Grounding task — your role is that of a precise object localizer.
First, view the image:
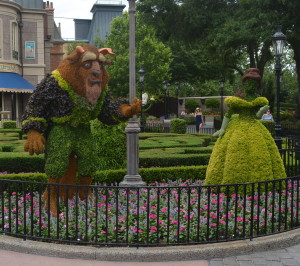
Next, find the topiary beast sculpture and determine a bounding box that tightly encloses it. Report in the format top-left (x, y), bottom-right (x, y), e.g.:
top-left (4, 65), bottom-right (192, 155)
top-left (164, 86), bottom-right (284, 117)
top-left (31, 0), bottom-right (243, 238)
top-left (22, 44), bottom-right (141, 215)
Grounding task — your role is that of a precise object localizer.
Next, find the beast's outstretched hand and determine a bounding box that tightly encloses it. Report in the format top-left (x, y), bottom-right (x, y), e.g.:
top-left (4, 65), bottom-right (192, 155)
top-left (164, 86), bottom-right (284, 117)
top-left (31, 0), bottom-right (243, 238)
top-left (24, 130), bottom-right (45, 155)
top-left (119, 98), bottom-right (142, 118)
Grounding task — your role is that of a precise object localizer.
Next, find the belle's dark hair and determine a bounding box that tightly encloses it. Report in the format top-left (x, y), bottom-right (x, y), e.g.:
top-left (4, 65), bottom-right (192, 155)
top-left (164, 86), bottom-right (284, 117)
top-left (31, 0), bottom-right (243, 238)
top-left (235, 68), bottom-right (261, 99)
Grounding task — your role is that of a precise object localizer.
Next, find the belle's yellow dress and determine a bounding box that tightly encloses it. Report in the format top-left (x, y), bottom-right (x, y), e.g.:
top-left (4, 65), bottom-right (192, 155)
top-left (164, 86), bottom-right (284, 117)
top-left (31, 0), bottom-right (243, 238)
top-left (205, 96), bottom-right (286, 185)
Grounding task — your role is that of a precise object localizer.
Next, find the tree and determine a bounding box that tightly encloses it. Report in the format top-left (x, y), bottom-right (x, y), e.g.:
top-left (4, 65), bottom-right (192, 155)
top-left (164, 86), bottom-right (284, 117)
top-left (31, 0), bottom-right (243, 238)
top-left (104, 12), bottom-right (173, 97)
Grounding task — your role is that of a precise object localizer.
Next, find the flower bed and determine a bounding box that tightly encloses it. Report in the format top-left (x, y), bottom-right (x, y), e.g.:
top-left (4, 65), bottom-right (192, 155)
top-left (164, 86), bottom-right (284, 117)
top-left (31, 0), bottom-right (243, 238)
top-left (0, 177), bottom-right (299, 246)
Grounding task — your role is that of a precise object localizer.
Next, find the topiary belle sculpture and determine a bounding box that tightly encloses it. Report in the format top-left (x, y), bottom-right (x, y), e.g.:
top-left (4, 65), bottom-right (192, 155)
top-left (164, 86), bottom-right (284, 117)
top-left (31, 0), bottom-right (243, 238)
top-left (205, 68), bottom-right (286, 186)
top-left (22, 45), bottom-right (141, 214)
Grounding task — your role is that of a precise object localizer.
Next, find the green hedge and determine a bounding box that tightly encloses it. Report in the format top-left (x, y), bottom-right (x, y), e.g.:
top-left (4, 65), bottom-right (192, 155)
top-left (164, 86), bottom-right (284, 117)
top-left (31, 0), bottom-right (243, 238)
top-left (0, 152), bottom-right (211, 173)
top-left (140, 134), bottom-right (211, 150)
top-left (170, 118), bottom-right (187, 134)
top-left (205, 98), bottom-right (220, 109)
top-left (0, 133), bottom-right (214, 173)
top-left (0, 128), bottom-right (23, 140)
top-left (0, 145), bottom-right (15, 152)
top-left (185, 99), bottom-right (199, 113)
top-left (0, 153), bottom-right (44, 173)
top-left (139, 153), bottom-right (211, 168)
top-left (2, 121), bottom-right (17, 129)
top-left (0, 166), bottom-right (207, 185)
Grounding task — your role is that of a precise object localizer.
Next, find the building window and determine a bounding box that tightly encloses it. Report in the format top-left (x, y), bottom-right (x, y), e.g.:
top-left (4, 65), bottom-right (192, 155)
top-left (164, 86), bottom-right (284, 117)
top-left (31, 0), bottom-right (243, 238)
top-left (11, 21), bottom-right (18, 60)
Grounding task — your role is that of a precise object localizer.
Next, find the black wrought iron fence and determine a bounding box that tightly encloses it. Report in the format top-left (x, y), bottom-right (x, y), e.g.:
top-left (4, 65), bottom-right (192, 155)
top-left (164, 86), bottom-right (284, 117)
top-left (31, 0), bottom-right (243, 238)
top-left (280, 148), bottom-right (300, 176)
top-left (0, 166), bottom-right (299, 246)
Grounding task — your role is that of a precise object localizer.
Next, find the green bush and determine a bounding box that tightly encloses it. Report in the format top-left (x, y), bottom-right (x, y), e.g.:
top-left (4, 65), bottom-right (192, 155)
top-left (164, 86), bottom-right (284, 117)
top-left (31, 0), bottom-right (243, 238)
top-left (3, 121), bottom-right (17, 129)
top-left (205, 98), bottom-right (220, 109)
top-left (93, 166), bottom-right (207, 184)
top-left (181, 116), bottom-right (195, 125)
top-left (260, 120), bottom-right (275, 136)
top-left (278, 112), bottom-right (294, 122)
top-left (0, 153), bottom-right (44, 173)
top-left (170, 118), bottom-right (187, 134)
top-left (185, 99), bottom-right (199, 113)
top-left (0, 166), bottom-right (207, 185)
top-left (139, 153), bottom-right (211, 168)
top-left (1, 145), bottom-right (14, 152)
top-left (140, 135), bottom-right (206, 149)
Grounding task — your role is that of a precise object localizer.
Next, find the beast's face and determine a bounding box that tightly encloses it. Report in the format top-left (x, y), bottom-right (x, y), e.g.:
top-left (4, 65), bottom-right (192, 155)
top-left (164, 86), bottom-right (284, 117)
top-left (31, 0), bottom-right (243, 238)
top-left (57, 45), bottom-right (114, 105)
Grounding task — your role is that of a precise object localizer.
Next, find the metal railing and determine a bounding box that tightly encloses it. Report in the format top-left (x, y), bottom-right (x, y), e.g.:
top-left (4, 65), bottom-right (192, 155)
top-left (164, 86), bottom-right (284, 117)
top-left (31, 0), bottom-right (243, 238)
top-left (144, 123), bottom-right (216, 134)
top-left (0, 148), bottom-right (299, 246)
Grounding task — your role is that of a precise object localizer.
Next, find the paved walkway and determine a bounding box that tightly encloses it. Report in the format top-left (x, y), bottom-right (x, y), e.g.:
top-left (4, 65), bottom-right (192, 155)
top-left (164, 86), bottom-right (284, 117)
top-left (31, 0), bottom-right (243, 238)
top-left (1, 229), bottom-right (300, 266)
top-left (2, 243), bottom-right (300, 266)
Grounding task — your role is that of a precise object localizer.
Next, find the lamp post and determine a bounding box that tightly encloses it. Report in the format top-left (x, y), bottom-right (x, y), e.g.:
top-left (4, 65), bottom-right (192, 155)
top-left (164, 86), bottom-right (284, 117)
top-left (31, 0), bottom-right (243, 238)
top-left (272, 26), bottom-right (286, 150)
top-left (138, 67), bottom-right (145, 132)
top-left (120, 0), bottom-right (145, 186)
top-left (175, 82), bottom-right (179, 117)
top-left (163, 81), bottom-right (169, 119)
top-left (219, 78), bottom-right (225, 121)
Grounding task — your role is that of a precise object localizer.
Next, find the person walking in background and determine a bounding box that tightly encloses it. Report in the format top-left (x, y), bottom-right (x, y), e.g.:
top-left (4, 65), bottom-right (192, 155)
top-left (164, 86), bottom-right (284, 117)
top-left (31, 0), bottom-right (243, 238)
top-left (261, 109), bottom-right (274, 121)
top-left (195, 107), bottom-right (203, 133)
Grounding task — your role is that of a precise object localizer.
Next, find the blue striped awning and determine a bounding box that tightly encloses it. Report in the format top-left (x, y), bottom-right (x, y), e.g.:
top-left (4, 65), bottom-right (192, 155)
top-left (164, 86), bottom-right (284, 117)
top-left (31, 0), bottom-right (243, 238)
top-left (0, 72), bottom-right (36, 93)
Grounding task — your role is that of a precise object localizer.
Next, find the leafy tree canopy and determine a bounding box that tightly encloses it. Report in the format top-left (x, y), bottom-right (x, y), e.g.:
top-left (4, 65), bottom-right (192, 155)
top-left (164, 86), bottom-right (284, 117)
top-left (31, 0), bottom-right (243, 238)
top-left (104, 12), bottom-right (173, 98)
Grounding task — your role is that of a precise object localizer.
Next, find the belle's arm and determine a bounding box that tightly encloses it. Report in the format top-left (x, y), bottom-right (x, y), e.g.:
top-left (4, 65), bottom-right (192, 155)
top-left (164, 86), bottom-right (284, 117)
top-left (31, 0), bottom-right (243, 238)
top-left (256, 105), bottom-right (270, 119)
top-left (213, 109), bottom-right (233, 137)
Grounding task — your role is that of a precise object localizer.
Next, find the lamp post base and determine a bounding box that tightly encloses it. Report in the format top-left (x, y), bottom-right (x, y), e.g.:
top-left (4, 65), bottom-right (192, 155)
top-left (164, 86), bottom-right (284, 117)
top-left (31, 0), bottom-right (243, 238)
top-left (120, 118), bottom-right (145, 186)
top-left (120, 175), bottom-right (145, 186)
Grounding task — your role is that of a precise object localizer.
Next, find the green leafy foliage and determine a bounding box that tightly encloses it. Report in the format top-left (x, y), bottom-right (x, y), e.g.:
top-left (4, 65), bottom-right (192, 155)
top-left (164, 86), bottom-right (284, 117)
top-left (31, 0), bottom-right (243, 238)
top-left (170, 118), bottom-right (187, 134)
top-left (260, 120), bottom-right (275, 136)
top-left (0, 153), bottom-right (44, 173)
top-left (185, 100), bottom-right (199, 113)
top-left (139, 133), bottom-right (213, 167)
top-left (3, 121), bottom-right (17, 129)
top-left (0, 166), bottom-right (207, 185)
top-left (93, 166), bottom-right (207, 184)
top-left (205, 98), bottom-right (220, 109)
top-left (104, 12), bottom-right (173, 97)
top-left (1, 145), bottom-right (14, 152)
top-left (90, 120), bottom-right (126, 170)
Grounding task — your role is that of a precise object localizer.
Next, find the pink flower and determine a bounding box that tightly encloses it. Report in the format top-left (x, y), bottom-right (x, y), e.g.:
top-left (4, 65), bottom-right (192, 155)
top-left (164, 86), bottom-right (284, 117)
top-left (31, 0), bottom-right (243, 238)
top-left (171, 220), bottom-right (178, 224)
top-left (150, 226), bottom-right (157, 232)
top-left (161, 207), bottom-right (167, 213)
top-left (211, 223), bottom-right (217, 227)
top-left (149, 214), bottom-right (157, 219)
top-left (237, 217), bottom-right (243, 222)
top-left (220, 220), bottom-right (226, 224)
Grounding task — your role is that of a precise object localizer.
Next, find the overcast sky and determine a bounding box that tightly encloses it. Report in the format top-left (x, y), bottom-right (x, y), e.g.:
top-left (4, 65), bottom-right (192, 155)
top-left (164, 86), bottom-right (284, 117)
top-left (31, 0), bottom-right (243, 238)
top-left (51, 0), bottom-right (128, 40)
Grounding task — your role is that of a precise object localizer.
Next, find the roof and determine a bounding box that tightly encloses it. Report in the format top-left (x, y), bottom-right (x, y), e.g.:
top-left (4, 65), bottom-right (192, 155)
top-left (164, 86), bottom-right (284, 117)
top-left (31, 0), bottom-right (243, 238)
top-left (7, 0), bottom-right (44, 9)
top-left (0, 72), bottom-right (36, 93)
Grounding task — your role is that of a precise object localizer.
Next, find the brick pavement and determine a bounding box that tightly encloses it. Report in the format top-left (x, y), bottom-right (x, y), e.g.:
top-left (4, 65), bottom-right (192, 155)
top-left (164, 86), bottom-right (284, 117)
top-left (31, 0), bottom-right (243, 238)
top-left (209, 244), bottom-right (300, 266)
